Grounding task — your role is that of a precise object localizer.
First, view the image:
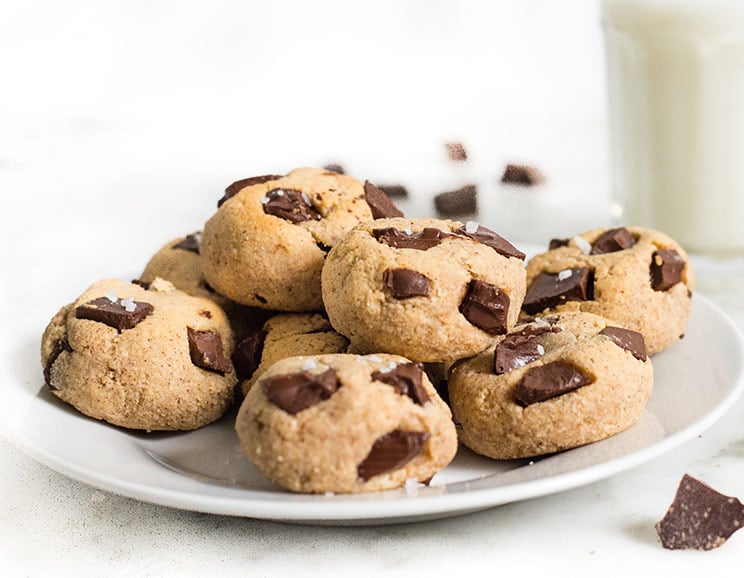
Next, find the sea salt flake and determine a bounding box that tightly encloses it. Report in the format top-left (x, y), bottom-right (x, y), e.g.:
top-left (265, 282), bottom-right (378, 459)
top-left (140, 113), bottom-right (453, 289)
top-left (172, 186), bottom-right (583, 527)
top-left (558, 269), bottom-right (573, 281)
top-left (537, 344), bottom-right (545, 355)
top-left (120, 297), bottom-right (137, 312)
top-left (367, 355), bottom-right (383, 363)
top-left (405, 477), bottom-right (420, 496)
top-left (105, 291), bottom-right (118, 303)
top-left (465, 220), bottom-right (479, 234)
top-left (260, 196), bottom-right (270, 205)
top-left (403, 227), bottom-right (413, 235)
top-left (573, 235), bottom-right (591, 255)
top-left (301, 191), bottom-right (313, 206)
top-left (301, 359), bottom-right (318, 371)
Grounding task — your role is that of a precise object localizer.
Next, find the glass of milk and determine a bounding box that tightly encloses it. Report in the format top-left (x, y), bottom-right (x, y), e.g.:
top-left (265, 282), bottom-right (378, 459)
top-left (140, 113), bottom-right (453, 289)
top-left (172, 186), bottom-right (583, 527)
top-left (601, 0), bottom-right (744, 257)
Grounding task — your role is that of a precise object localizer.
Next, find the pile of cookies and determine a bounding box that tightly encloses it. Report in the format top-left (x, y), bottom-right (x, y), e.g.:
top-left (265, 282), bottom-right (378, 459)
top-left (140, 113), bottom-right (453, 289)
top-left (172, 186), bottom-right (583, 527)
top-left (40, 166), bottom-right (694, 493)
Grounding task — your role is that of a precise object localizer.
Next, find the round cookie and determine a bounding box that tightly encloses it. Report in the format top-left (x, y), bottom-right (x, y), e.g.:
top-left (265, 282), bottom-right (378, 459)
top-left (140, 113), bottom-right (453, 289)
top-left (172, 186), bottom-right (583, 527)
top-left (448, 311), bottom-right (653, 459)
top-left (234, 312), bottom-right (350, 396)
top-left (523, 226), bottom-right (693, 355)
top-left (321, 217), bottom-right (527, 363)
top-left (201, 168), bottom-right (402, 311)
top-left (41, 278), bottom-right (237, 431)
top-left (236, 353), bottom-right (458, 493)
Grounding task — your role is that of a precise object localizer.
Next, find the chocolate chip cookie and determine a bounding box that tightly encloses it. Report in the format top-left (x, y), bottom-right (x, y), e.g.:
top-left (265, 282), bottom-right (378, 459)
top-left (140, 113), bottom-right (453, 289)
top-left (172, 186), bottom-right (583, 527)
top-left (201, 168), bottom-right (403, 311)
top-left (448, 311), bottom-right (653, 459)
top-left (235, 353), bottom-right (457, 493)
top-left (321, 217), bottom-right (527, 362)
top-left (523, 226), bottom-right (693, 355)
top-left (41, 278), bottom-right (236, 431)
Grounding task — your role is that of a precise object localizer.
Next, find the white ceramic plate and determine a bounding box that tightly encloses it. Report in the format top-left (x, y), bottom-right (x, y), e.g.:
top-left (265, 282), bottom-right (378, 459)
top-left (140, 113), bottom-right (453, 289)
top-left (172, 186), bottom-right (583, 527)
top-left (1, 295), bottom-right (743, 525)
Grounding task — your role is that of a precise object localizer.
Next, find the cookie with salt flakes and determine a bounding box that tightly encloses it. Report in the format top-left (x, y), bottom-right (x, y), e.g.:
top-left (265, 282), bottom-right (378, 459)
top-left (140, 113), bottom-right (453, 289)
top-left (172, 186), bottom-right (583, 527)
top-left (41, 278), bottom-right (236, 431)
top-left (235, 353), bottom-right (457, 494)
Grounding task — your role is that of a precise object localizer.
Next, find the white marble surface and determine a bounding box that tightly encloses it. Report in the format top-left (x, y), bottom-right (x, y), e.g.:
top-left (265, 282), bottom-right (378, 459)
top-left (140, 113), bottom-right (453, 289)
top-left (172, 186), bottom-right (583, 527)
top-left (3, 1), bottom-right (744, 575)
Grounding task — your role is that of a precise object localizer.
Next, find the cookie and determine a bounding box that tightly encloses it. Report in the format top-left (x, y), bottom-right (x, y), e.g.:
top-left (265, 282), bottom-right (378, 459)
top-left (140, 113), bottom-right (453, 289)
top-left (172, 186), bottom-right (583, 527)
top-left (201, 167), bottom-right (403, 311)
top-left (41, 278), bottom-right (237, 431)
top-left (234, 312), bottom-right (350, 396)
top-left (321, 217), bottom-right (527, 362)
top-left (523, 226), bottom-right (693, 355)
top-left (235, 353), bottom-right (458, 493)
top-left (448, 311), bottom-right (653, 459)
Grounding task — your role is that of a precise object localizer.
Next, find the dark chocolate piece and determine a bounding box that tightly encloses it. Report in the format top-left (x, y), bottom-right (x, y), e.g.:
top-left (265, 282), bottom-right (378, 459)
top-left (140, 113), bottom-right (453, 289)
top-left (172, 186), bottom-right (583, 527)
top-left (382, 268), bottom-right (430, 299)
top-left (219, 174), bottom-right (283, 207)
top-left (323, 163), bottom-right (345, 174)
top-left (522, 268), bottom-right (594, 315)
top-left (445, 141), bottom-right (468, 162)
top-left (172, 232), bottom-right (201, 253)
top-left (599, 326), bottom-right (647, 361)
top-left (501, 163), bottom-right (545, 186)
top-left (434, 184), bottom-right (477, 216)
top-left (44, 338), bottom-right (71, 388)
top-left (514, 361), bottom-right (593, 405)
top-left (656, 474), bottom-right (744, 551)
top-left (373, 227), bottom-right (454, 251)
top-left (650, 249), bottom-right (685, 291)
top-left (263, 188), bottom-right (321, 223)
top-left (231, 330), bottom-right (267, 382)
top-left (75, 297), bottom-right (154, 331)
top-left (549, 238), bottom-right (570, 250)
top-left (590, 227), bottom-right (637, 255)
top-left (494, 333), bottom-right (544, 375)
top-left (454, 224), bottom-right (526, 260)
top-left (372, 362), bottom-right (430, 405)
top-left (357, 429), bottom-right (430, 481)
top-left (363, 180), bottom-right (404, 219)
top-left (187, 328), bottom-right (231, 374)
top-left (261, 368), bottom-right (339, 414)
top-left (379, 184), bottom-right (408, 198)
top-left (459, 279), bottom-right (510, 335)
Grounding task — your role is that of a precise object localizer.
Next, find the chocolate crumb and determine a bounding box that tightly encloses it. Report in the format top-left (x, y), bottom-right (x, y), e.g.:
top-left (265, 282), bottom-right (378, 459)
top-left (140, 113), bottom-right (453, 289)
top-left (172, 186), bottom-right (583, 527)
top-left (459, 279), bottom-right (510, 335)
top-left (187, 328), bottom-right (231, 374)
top-left (263, 188), bottom-right (322, 223)
top-left (445, 142), bottom-right (468, 162)
top-left (514, 361), bottom-right (593, 405)
top-left (172, 232), bottom-right (202, 254)
top-left (232, 330), bottom-right (267, 382)
top-left (590, 227), bottom-right (637, 255)
top-left (599, 326), bottom-right (647, 361)
top-left (323, 163), bottom-right (345, 174)
top-left (261, 368), bottom-right (339, 414)
top-left (372, 362), bottom-right (430, 405)
top-left (378, 184), bottom-right (408, 198)
top-left (357, 429), bottom-right (430, 481)
top-left (650, 249), bottom-right (685, 291)
top-left (382, 268), bottom-right (430, 299)
top-left (219, 174), bottom-right (283, 207)
top-left (434, 184), bottom-right (477, 216)
top-left (75, 297), bottom-right (154, 331)
top-left (501, 164), bottom-right (545, 186)
top-left (522, 268), bottom-right (594, 315)
top-left (363, 180), bottom-right (404, 219)
top-left (454, 223), bottom-right (525, 260)
top-left (549, 238), bottom-right (570, 250)
top-left (373, 227), bottom-right (454, 251)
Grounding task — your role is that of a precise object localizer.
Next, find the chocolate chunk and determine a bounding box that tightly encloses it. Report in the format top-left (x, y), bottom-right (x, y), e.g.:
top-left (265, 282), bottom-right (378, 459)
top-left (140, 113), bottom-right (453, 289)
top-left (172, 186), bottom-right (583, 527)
top-left (44, 338), bottom-right (71, 388)
top-left (454, 224), bottom-right (526, 260)
top-left (372, 362), bottom-right (430, 405)
top-left (323, 163), bottom-right (345, 174)
top-left (459, 279), bottom-right (510, 335)
top-left (590, 227), bottom-right (637, 255)
top-left (494, 333), bottom-right (545, 375)
top-left (357, 429), bottom-right (430, 481)
top-left (522, 268), bottom-right (594, 315)
top-left (363, 180), bottom-right (404, 219)
top-left (75, 297), bottom-right (154, 331)
top-left (219, 174), bottom-right (283, 207)
top-left (231, 330), bottom-right (267, 381)
top-left (549, 238), bottom-right (570, 250)
top-left (382, 268), bottom-right (430, 299)
top-left (261, 368), bottom-right (339, 414)
top-left (514, 361), bottom-right (593, 405)
top-left (501, 163), bottom-right (545, 186)
top-left (187, 328), bottom-right (231, 374)
top-left (263, 188), bottom-right (321, 223)
top-left (373, 227), bottom-right (454, 250)
top-left (445, 141), bottom-right (468, 162)
top-left (434, 184), bottom-right (477, 216)
top-left (656, 474), bottom-right (744, 551)
top-left (599, 326), bottom-right (647, 361)
top-left (378, 184), bottom-right (408, 198)
top-left (650, 249), bottom-right (685, 291)
top-left (172, 232), bottom-right (201, 253)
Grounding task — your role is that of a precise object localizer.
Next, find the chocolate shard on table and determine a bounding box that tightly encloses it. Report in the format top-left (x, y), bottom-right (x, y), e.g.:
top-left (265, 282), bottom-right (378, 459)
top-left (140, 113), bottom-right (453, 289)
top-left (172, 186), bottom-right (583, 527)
top-left (372, 362), bottom-right (430, 405)
top-left (373, 227), bottom-right (454, 251)
top-left (219, 174), bottom-right (283, 207)
top-left (599, 326), bottom-right (647, 361)
top-left (459, 279), bottom-right (510, 335)
top-left (262, 188), bottom-right (322, 223)
top-left (323, 163), bottom-right (345, 174)
top-left (75, 297), bottom-right (154, 331)
top-left (363, 180), bottom-right (405, 219)
top-left (378, 184), bottom-right (408, 198)
top-left (187, 328), bottom-right (232, 374)
top-left (172, 232), bottom-right (202, 253)
top-left (382, 268), bottom-right (430, 299)
top-left (445, 141), bottom-right (468, 162)
top-left (494, 332), bottom-right (545, 375)
top-left (434, 184), bottom-right (477, 216)
top-left (650, 249), bottom-right (685, 291)
top-left (548, 238), bottom-right (570, 250)
top-left (357, 429), bottom-right (430, 481)
top-left (454, 223), bottom-right (526, 260)
top-left (522, 268), bottom-right (594, 315)
top-left (261, 368), bottom-right (339, 414)
top-left (656, 474), bottom-right (744, 551)
top-left (514, 361), bottom-right (593, 405)
top-left (231, 329), bottom-right (268, 382)
top-left (500, 163), bottom-right (545, 186)
top-left (590, 227), bottom-right (637, 255)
